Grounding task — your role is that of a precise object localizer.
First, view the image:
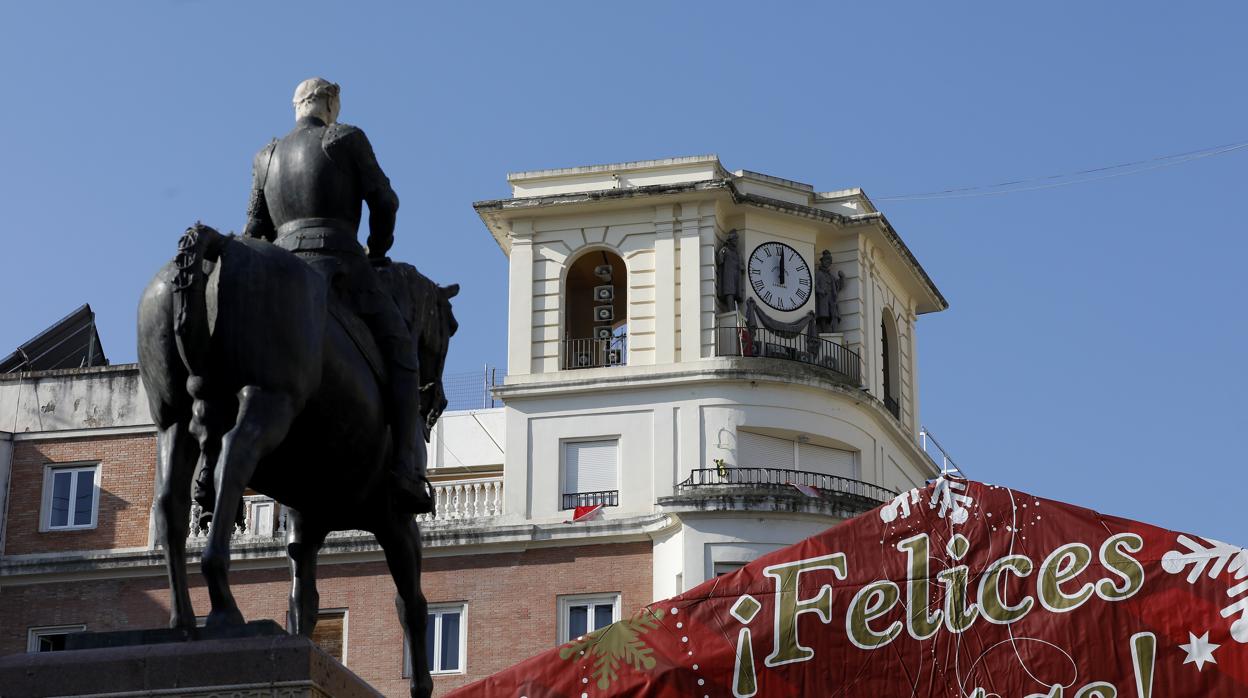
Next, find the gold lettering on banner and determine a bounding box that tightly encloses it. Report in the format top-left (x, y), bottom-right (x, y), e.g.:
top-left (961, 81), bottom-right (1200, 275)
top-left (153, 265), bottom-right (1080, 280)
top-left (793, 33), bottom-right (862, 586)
top-left (1074, 682), bottom-right (1117, 698)
top-left (1039, 543), bottom-right (1095, 613)
top-left (1131, 632), bottom-right (1155, 698)
top-left (846, 580), bottom-right (903, 649)
top-left (1097, 533), bottom-right (1145, 601)
top-left (897, 534), bottom-right (944, 639)
top-left (762, 553), bottom-right (847, 667)
top-left (978, 554), bottom-right (1035, 624)
top-left (937, 534), bottom-right (979, 633)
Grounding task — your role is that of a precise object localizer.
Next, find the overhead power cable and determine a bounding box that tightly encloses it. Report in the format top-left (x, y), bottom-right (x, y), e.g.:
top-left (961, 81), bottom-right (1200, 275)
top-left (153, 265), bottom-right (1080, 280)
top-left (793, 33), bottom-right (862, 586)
top-left (876, 139), bottom-right (1248, 201)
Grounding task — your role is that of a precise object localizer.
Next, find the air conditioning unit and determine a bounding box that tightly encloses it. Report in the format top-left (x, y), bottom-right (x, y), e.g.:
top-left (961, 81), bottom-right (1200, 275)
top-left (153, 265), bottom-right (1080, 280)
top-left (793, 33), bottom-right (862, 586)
top-left (575, 352), bottom-right (593, 367)
top-left (605, 349), bottom-right (622, 366)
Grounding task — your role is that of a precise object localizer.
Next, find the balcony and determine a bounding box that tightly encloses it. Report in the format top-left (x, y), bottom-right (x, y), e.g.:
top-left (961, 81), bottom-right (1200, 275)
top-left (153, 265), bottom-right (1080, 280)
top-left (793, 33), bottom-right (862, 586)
top-left (714, 325), bottom-right (861, 385)
top-left (884, 394), bottom-right (900, 420)
top-left (421, 477), bottom-right (503, 522)
top-left (186, 478), bottom-right (504, 542)
top-left (668, 467), bottom-right (895, 517)
top-left (561, 335), bottom-right (627, 370)
top-left (561, 490), bottom-right (620, 510)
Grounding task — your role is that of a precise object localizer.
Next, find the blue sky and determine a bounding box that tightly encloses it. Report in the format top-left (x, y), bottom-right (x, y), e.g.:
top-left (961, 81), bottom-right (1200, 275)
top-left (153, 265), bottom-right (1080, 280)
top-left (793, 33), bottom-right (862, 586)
top-left (2, 3), bottom-right (1244, 542)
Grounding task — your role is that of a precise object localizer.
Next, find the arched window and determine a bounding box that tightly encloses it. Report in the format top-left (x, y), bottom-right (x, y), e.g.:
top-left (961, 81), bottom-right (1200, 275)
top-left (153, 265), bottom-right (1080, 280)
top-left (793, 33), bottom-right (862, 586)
top-left (563, 249), bottom-right (627, 369)
top-left (880, 308), bottom-right (900, 419)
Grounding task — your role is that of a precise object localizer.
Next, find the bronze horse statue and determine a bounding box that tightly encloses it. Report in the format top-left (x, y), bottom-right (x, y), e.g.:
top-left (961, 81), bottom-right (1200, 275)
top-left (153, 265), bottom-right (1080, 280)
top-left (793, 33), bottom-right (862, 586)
top-left (138, 223), bottom-right (457, 698)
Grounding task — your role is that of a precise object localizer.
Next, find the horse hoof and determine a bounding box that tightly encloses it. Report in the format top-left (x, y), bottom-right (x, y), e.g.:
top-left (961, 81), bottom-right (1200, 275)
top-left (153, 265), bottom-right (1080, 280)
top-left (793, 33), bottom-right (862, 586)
top-left (168, 616), bottom-right (196, 633)
top-left (205, 609), bottom-right (244, 627)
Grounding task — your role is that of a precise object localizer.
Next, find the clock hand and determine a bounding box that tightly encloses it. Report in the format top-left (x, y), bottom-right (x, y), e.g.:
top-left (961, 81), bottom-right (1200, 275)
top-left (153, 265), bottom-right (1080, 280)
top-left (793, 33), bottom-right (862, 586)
top-left (779, 249), bottom-right (786, 286)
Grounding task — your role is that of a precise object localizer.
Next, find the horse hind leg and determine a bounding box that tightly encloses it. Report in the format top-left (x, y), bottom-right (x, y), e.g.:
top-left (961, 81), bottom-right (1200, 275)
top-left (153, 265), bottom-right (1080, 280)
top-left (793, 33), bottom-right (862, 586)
top-left (153, 419), bottom-right (199, 630)
top-left (188, 392), bottom-right (237, 529)
top-left (376, 515), bottom-right (433, 698)
top-left (201, 386), bottom-right (297, 627)
top-left (285, 509), bottom-right (328, 636)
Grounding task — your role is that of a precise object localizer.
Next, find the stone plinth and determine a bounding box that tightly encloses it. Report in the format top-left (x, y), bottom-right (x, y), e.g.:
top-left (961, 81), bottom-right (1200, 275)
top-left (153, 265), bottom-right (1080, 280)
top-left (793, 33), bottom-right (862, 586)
top-left (0, 623), bottom-right (383, 698)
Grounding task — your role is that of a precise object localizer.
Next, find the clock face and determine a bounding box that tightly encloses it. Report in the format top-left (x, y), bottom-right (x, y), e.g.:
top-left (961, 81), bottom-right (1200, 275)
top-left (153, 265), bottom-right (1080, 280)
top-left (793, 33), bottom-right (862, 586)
top-left (747, 241), bottom-right (811, 312)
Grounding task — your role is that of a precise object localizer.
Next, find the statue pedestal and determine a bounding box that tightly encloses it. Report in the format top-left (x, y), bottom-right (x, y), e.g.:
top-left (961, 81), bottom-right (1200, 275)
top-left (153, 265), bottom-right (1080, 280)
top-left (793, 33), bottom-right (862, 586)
top-left (819, 332), bottom-right (844, 346)
top-left (0, 621), bottom-right (383, 697)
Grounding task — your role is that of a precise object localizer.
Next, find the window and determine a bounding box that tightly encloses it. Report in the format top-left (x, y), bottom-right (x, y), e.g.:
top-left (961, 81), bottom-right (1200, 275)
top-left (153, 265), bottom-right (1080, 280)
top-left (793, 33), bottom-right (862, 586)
top-left (738, 432), bottom-right (795, 470)
top-left (311, 610), bottom-right (347, 664)
top-left (714, 562), bottom-right (747, 576)
top-left (797, 442), bottom-right (857, 479)
top-left (246, 496), bottom-right (277, 537)
top-left (880, 308), bottom-right (900, 419)
top-left (405, 604), bottom-right (466, 676)
top-left (558, 593), bottom-right (620, 644)
top-left (42, 464), bottom-right (99, 530)
top-left (562, 439), bottom-right (619, 509)
top-left (738, 431), bottom-right (857, 478)
top-left (27, 625), bottom-right (85, 652)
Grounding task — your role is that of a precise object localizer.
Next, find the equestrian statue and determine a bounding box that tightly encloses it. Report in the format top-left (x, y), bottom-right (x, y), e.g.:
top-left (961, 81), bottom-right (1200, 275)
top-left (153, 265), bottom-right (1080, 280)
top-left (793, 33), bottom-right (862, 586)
top-left (137, 78), bottom-right (456, 698)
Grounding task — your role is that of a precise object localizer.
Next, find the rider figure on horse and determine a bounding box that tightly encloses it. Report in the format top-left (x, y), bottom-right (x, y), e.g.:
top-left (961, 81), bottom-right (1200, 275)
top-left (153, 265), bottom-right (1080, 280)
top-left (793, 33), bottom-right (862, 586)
top-left (242, 77), bottom-right (430, 514)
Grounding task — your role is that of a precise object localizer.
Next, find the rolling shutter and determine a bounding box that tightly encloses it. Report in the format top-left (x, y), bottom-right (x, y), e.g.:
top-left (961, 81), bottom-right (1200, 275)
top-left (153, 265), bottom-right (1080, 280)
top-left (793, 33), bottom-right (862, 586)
top-left (798, 443), bottom-right (857, 478)
top-left (564, 440), bottom-right (618, 493)
top-left (737, 432), bottom-right (795, 470)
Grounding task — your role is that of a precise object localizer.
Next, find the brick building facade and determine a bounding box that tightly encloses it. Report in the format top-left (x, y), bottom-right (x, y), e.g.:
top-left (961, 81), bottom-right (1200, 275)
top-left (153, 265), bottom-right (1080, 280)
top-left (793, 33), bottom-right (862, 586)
top-left (0, 374), bottom-right (656, 694)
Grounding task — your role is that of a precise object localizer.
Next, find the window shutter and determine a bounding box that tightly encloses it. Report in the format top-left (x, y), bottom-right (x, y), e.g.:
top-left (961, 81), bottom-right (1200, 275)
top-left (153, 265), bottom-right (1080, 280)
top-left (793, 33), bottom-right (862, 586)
top-left (738, 432), bottom-right (795, 470)
top-left (798, 443), bottom-right (857, 478)
top-left (564, 440), bottom-right (618, 493)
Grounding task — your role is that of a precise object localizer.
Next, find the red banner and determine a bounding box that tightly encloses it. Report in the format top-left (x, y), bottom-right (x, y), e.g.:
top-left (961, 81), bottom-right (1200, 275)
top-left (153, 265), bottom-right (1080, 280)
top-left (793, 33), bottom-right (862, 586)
top-left (450, 478), bottom-right (1248, 697)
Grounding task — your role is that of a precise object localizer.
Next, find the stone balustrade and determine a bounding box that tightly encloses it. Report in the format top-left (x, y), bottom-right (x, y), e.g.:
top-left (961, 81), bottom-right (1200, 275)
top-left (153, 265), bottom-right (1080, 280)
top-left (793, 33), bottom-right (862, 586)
top-left (418, 478), bottom-right (503, 523)
top-left (186, 478), bottom-right (504, 542)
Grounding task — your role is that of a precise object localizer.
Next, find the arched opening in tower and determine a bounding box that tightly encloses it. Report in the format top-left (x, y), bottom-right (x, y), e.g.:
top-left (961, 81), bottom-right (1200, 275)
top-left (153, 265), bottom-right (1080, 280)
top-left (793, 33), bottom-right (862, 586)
top-left (564, 249), bottom-right (627, 369)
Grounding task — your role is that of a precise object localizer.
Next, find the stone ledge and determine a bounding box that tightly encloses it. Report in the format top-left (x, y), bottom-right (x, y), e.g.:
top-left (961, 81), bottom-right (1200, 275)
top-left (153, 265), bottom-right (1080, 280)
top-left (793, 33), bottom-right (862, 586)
top-left (0, 513), bottom-right (674, 584)
top-left (0, 631), bottom-right (382, 697)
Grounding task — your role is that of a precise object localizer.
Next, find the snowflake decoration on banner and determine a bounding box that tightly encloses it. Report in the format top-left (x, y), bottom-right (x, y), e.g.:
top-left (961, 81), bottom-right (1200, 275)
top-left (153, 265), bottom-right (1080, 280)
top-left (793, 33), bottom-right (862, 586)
top-left (558, 608), bottom-right (666, 690)
top-left (1178, 631), bottom-right (1220, 671)
top-left (1161, 534), bottom-right (1248, 643)
top-left (880, 477), bottom-right (972, 526)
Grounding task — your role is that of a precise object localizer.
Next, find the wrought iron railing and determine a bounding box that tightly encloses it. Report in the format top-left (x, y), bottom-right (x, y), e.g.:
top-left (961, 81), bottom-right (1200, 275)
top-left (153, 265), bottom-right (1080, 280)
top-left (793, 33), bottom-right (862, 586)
top-left (561, 490), bottom-right (620, 510)
top-left (561, 335), bottom-right (627, 370)
top-left (884, 394), bottom-right (900, 419)
top-left (714, 325), bottom-right (861, 385)
top-left (677, 467), bottom-right (896, 506)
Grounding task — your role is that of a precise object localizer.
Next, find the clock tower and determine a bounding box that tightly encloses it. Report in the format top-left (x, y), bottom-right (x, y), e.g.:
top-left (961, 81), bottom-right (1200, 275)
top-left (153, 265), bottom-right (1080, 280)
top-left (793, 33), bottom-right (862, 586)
top-left (475, 155), bottom-right (948, 597)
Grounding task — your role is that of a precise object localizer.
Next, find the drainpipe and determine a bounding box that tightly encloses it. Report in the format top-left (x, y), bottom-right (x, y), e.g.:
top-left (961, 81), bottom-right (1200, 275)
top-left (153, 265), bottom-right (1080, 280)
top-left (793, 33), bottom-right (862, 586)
top-left (0, 431), bottom-right (12, 558)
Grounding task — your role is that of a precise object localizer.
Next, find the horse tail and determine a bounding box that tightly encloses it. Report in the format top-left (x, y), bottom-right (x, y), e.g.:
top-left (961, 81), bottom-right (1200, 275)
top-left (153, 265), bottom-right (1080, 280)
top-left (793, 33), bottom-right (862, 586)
top-left (171, 223), bottom-right (228, 379)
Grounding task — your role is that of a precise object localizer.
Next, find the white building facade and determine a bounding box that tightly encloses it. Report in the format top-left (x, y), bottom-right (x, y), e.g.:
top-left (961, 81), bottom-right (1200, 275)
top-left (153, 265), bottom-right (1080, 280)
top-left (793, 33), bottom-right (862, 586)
top-left (475, 154), bottom-right (948, 599)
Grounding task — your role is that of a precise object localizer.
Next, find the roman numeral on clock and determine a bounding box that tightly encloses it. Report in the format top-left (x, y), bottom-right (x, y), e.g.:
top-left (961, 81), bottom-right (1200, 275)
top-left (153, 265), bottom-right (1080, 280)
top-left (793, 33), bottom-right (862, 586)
top-left (752, 279), bottom-right (765, 292)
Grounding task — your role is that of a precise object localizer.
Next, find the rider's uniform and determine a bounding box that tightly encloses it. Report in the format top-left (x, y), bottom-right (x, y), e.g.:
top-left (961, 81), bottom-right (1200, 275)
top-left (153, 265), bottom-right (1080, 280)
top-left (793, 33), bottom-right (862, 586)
top-left (242, 115), bottom-right (428, 512)
top-left (242, 115), bottom-right (413, 369)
